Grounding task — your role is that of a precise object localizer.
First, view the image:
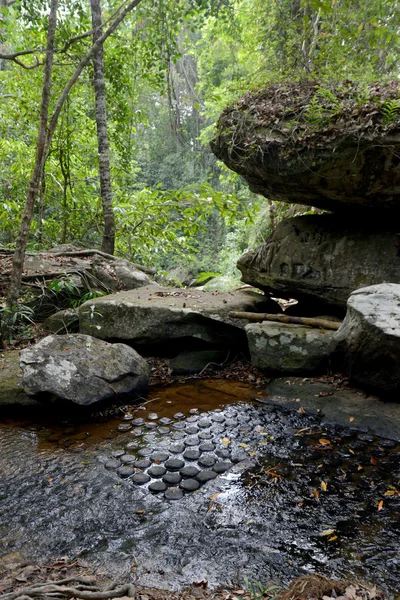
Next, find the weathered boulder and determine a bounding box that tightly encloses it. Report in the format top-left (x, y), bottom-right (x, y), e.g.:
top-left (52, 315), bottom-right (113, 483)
top-left (79, 285), bottom-right (279, 351)
top-left (211, 81), bottom-right (400, 216)
top-left (0, 351), bottom-right (41, 408)
top-left (238, 214), bottom-right (400, 311)
top-left (168, 349), bottom-right (228, 374)
top-left (246, 322), bottom-right (335, 374)
top-left (20, 334), bottom-right (149, 406)
top-left (90, 256), bottom-right (154, 291)
top-left (40, 308), bottom-right (79, 333)
top-left (333, 284), bottom-right (400, 397)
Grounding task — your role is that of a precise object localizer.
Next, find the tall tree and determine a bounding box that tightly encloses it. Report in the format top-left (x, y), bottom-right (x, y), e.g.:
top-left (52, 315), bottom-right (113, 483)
top-left (91, 0), bottom-right (115, 255)
top-left (5, 0), bottom-right (144, 307)
top-left (6, 0), bottom-right (59, 309)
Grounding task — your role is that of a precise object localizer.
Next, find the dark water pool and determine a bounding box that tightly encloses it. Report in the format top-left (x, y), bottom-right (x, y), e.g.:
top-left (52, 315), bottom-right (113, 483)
top-left (0, 380), bottom-right (399, 595)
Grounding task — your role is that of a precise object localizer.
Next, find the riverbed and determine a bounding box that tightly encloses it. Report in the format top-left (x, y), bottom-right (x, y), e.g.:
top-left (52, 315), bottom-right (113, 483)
top-left (0, 380), bottom-right (398, 595)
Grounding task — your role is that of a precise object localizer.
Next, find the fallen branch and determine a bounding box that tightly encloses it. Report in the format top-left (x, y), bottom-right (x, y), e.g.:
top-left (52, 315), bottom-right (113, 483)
top-left (229, 311), bottom-right (341, 330)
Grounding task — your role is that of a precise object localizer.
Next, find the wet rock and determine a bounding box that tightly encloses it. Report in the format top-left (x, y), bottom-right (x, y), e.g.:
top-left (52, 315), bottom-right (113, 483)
top-left (163, 472), bottom-right (182, 485)
top-left (123, 414), bottom-right (133, 421)
top-left (165, 458), bottom-right (185, 471)
top-left (238, 215), bottom-right (400, 311)
top-left (212, 414), bottom-right (225, 423)
top-left (105, 459), bottom-right (121, 470)
top-left (144, 422), bottom-right (157, 430)
top-left (118, 423), bottom-right (132, 432)
top-left (216, 449), bottom-right (231, 459)
top-left (130, 428), bottom-right (143, 437)
top-left (171, 432), bottom-right (186, 441)
top-left (170, 444), bottom-right (185, 454)
top-left (213, 461), bottom-right (233, 473)
top-left (183, 449), bottom-right (201, 460)
top-left (117, 466), bottom-right (135, 478)
top-left (148, 413), bottom-right (158, 420)
top-left (164, 487), bottom-right (183, 500)
top-left (185, 426), bottom-right (199, 435)
top-left (121, 454), bottom-right (136, 464)
top-left (198, 455), bottom-right (216, 468)
top-left (112, 450), bottom-right (125, 458)
top-left (198, 431), bottom-right (212, 439)
top-left (180, 466), bottom-right (200, 478)
top-left (133, 459), bottom-right (151, 469)
top-left (172, 422), bottom-right (185, 430)
top-left (148, 466), bottom-right (167, 478)
top-left (199, 442), bottom-right (216, 452)
top-left (334, 284), bottom-right (400, 396)
top-left (159, 417), bottom-right (172, 425)
top-left (180, 478), bottom-right (200, 492)
top-left (20, 334), bottom-right (149, 406)
top-left (132, 418), bottom-right (145, 426)
top-left (196, 470), bottom-right (218, 483)
top-left (158, 427), bottom-right (171, 435)
top-left (138, 448), bottom-right (152, 457)
top-left (184, 436), bottom-right (199, 446)
top-left (358, 434), bottom-right (375, 443)
top-left (149, 480), bottom-right (167, 493)
top-left (174, 412), bottom-right (186, 420)
top-left (79, 285), bottom-right (278, 350)
top-left (379, 440), bottom-right (395, 448)
top-left (246, 322), bottom-right (336, 374)
top-left (132, 472), bottom-right (151, 485)
top-left (151, 452), bottom-right (169, 462)
top-left (198, 419), bottom-right (212, 428)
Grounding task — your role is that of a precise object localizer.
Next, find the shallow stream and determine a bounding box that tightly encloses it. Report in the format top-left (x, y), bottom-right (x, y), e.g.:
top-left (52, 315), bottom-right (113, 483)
top-left (0, 380), bottom-right (399, 595)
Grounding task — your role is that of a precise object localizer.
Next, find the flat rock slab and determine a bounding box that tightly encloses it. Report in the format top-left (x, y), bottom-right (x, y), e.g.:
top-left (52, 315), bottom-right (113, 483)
top-left (79, 285), bottom-right (277, 348)
top-left (0, 351), bottom-right (41, 409)
top-left (262, 377), bottom-right (400, 441)
top-left (246, 321), bottom-right (336, 374)
top-left (238, 214), bottom-right (400, 310)
top-left (334, 284), bottom-right (400, 396)
top-left (20, 334), bottom-right (149, 406)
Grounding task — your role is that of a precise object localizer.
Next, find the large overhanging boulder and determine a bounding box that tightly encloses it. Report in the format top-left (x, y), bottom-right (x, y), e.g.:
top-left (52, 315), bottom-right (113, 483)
top-left (237, 214), bottom-right (400, 311)
top-left (333, 284), bottom-right (400, 397)
top-left (211, 81), bottom-right (400, 215)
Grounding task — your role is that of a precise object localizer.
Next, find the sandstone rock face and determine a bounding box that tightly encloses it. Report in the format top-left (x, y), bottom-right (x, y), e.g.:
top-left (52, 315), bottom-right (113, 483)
top-left (238, 214), bottom-right (400, 310)
top-left (333, 284), bottom-right (400, 397)
top-left (20, 334), bottom-right (149, 405)
top-left (246, 322), bottom-right (335, 374)
top-left (79, 285), bottom-right (278, 350)
top-left (210, 83), bottom-right (400, 216)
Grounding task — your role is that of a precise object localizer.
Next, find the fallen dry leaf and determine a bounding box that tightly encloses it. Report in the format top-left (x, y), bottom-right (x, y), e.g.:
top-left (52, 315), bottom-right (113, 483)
top-left (378, 500), bottom-right (384, 511)
top-left (321, 480), bottom-right (328, 492)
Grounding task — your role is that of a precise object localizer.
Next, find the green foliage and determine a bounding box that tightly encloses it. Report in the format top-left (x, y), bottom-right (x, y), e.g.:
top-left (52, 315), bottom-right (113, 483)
top-left (0, 303), bottom-right (35, 343)
top-left (381, 98), bottom-right (400, 124)
top-left (195, 271), bottom-right (221, 283)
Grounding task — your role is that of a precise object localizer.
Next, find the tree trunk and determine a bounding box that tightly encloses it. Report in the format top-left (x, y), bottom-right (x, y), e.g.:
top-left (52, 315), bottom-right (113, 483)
top-left (6, 0), bottom-right (144, 307)
top-left (6, 0), bottom-right (58, 308)
top-left (91, 0), bottom-right (115, 255)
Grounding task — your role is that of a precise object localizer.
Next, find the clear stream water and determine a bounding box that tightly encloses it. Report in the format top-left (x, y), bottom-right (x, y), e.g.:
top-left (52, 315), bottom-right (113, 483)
top-left (0, 380), bottom-right (399, 595)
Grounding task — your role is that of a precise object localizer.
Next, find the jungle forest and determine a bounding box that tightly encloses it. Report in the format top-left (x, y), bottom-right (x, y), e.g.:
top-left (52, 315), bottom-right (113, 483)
top-left (0, 1), bottom-right (399, 600)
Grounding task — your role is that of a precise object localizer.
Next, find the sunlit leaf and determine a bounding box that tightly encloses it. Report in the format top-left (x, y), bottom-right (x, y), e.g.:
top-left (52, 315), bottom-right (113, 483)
top-left (319, 528), bottom-right (335, 537)
top-left (321, 480), bottom-right (328, 491)
top-left (378, 500), bottom-right (384, 511)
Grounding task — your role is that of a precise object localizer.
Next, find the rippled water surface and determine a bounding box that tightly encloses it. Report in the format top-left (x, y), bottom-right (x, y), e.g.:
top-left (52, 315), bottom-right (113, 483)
top-left (0, 380), bottom-right (399, 595)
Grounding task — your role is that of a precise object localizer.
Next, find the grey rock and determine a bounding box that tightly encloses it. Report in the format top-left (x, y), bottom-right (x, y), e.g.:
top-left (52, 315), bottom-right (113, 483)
top-left (132, 472), bottom-right (150, 485)
top-left (238, 215), bottom-right (400, 310)
top-left (41, 309), bottom-right (79, 334)
top-left (334, 284), bottom-right (400, 397)
top-left (198, 454), bottom-right (216, 468)
top-left (163, 472), bottom-right (182, 485)
top-left (183, 449), bottom-right (201, 460)
top-left (105, 459), bottom-right (121, 470)
top-left (117, 466), bottom-right (135, 478)
top-left (165, 458), bottom-right (184, 471)
top-left (148, 466), bottom-right (166, 478)
top-left (149, 480), bottom-right (167, 493)
top-left (169, 350), bottom-right (228, 375)
top-left (196, 470), bottom-right (218, 483)
top-left (0, 351), bottom-right (41, 408)
top-left (151, 452), bottom-right (169, 462)
top-left (134, 459), bottom-right (151, 469)
top-left (20, 334), bottom-right (149, 406)
top-left (79, 285), bottom-right (278, 349)
top-left (164, 487), bottom-right (183, 500)
top-left (180, 478), bottom-right (200, 492)
top-left (246, 321), bottom-right (336, 374)
top-left (180, 466), bottom-right (200, 478)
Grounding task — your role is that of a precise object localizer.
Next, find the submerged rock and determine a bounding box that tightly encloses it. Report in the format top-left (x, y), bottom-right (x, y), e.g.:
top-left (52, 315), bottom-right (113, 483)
top-left (238, 214), bottom-right (400, 310)
top-left (20, 334), bottom-right (149, 406)
top-left (334, 284), bottom-right (400, 397)
top-left (211, 81), bottom-right (400, 216)
top-left (246, 322), bottom-right (336, 374)
top-left (79, 285), bottom-right (278, 351)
